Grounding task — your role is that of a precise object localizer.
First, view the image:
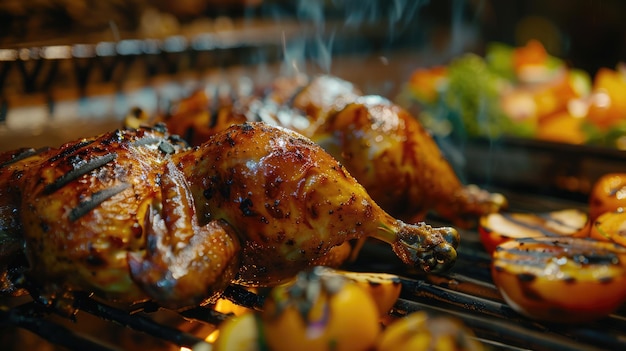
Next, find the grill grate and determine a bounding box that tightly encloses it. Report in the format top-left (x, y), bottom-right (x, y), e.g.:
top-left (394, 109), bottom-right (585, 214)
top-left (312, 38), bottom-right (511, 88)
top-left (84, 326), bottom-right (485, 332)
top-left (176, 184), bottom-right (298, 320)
top-left (0, 284), bottom-right (269, 350)
top-left (2, 189), bottom-right (626, 351)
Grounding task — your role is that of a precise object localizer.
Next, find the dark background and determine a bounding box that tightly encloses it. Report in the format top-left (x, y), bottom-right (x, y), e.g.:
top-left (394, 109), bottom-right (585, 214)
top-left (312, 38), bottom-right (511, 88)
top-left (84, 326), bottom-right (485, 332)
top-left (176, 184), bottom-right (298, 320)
top-left (2, 0), bottom-right (625, 76)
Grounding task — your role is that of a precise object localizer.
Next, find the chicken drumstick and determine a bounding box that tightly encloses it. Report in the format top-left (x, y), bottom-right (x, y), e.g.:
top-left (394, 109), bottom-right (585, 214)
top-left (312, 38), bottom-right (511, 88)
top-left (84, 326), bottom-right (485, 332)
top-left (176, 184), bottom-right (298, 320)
top-left (161, 75), bottom-right (506, 227)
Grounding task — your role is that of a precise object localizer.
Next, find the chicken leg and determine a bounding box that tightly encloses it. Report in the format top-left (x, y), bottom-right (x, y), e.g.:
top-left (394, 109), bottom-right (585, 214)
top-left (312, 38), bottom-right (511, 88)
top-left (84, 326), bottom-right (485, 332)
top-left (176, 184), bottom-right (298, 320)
top-left (161, 75), bottom-right (506, 227)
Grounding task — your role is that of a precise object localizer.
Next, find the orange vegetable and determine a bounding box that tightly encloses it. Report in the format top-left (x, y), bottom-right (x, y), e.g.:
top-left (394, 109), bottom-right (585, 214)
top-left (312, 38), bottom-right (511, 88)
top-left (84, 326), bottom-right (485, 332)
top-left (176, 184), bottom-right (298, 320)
top-left (408, 66), bottom-right (447, 103)
top-left (317, 268), bottom-right (402, 317)
top-left (513, 40), bottom-right (548, 68)
top-left (536, 110), bottom-right (586, 144)
top-left (534, 73), bottom-right (583, 119)
top-left (492, 237), bottom-right (626, 323)
top-left (512, 39), bottom-right (550, 80)
top-left (261, 267), bottom-right (380, 351)
top-left (586, 68), bottom-right (626, 129)
top-left (589, 173), bottom-right (626, 221)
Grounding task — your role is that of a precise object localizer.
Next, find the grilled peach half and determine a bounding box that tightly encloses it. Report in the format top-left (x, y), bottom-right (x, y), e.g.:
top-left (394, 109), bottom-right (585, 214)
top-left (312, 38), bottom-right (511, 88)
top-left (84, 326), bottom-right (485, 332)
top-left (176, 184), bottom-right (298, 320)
top-left (492, 237), bottom-right (626, 323)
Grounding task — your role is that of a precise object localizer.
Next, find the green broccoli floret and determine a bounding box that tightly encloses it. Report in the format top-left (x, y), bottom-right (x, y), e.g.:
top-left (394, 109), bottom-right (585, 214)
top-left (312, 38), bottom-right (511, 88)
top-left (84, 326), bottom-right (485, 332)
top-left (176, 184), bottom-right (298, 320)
top-left (444, 53), bottom-right (526, 138)
top-left (485, 42), bottom-right (516, 81)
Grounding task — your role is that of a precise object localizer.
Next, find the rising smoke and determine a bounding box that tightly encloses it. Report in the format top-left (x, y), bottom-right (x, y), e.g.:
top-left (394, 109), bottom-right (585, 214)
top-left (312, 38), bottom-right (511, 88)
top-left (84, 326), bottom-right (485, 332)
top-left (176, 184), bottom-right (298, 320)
top-left (257, 0), bottom-right (483, 80)
top-left (262, 0), bottom-right (433, 75)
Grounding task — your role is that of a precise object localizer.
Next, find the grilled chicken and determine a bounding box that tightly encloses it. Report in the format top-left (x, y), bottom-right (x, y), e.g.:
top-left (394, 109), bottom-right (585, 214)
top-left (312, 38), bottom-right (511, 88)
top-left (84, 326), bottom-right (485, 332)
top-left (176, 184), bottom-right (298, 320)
top-left (0, 122), bottom-right (458, 309)
top-left (160, 75), bottom-right (506, 227)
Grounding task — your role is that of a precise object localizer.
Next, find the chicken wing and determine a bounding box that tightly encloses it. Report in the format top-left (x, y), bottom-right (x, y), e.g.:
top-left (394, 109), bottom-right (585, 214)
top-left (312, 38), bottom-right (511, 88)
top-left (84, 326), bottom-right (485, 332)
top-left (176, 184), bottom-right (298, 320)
top-left (0, 122), bottom-right (458, 309)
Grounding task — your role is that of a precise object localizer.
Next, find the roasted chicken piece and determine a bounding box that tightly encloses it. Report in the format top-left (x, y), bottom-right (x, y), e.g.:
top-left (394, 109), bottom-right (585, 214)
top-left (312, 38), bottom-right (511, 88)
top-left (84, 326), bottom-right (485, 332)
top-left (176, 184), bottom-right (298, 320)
top-left (160, 75), bottom-right (506, 227)
top-left (0, 122), bottom-right (458, 309)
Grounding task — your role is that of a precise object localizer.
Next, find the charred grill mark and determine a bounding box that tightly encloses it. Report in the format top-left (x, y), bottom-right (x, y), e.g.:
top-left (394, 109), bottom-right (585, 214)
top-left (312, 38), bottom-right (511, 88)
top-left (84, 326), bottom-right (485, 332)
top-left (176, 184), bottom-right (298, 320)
top-left (68, 182), bottom-right (130, 221)
top-left (517, 273), bottom-right (536, 282)
top-left (132, 137), bottom-right (162, 147)
top-left (241, 123), bottom-right (254, 132)
top-left (152, 123), bottom-right (168, 134)
top-left (168, 134), bottom-right (187, 146)
top-left (47, 140), bottom-right (94, 164)
top-left (572, 252), bottom-right (620, 265)
top-left (0, 147), bottom-right (47, 168)
top-left (500, 244), bottom-right (621, 267)
top-left (225, 132), bottom-right (236, 147)
top-left (43, 153), bottom-right (117, 195)
top-left (502, 213), bottom-right (578, 235)
top-left (158, 140), bottom-right (176, 155)
top-left (133, 134), bottom-right (186, 152)
top-left (101, 133), bottom-right (119, 146)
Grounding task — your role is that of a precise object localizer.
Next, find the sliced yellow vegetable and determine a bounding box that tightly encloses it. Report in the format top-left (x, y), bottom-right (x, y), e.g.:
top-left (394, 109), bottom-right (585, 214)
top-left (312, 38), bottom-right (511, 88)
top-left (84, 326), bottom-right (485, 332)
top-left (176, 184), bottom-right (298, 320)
top-left (317, 267), bottom-right (402, 316)
top-left (377, 311), bottom-right (483, 351)
top-left (261, 267), bottom-right (380, 351)
top-left (213, 312), bottom-right (260, 351)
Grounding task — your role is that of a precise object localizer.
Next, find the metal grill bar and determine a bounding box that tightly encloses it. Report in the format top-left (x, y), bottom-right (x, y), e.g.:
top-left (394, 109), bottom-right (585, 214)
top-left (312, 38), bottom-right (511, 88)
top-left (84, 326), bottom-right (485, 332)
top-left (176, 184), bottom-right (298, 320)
top-left (0, 302), bottom-right (120, 351)
top-left (398, 275), bottom-right (626, 350)
top-left (393, 298), bottom-right (602, 351)
top-left (70, 292), bottom-right (212, 349)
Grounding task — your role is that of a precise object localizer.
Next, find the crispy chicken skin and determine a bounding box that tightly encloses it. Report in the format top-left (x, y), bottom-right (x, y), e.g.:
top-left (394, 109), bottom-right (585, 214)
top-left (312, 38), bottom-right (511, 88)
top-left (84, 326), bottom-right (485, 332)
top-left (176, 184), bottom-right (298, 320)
top-left (161, 75), bottom-right (506, 228)
top-left (0, 122), bottom-right (458, 309)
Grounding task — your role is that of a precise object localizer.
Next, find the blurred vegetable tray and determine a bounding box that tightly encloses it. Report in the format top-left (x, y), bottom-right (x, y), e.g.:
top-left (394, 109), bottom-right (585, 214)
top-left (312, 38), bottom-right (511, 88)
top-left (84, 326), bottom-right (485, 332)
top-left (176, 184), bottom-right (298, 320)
top-left (462, 135), bottom-right (626, 202)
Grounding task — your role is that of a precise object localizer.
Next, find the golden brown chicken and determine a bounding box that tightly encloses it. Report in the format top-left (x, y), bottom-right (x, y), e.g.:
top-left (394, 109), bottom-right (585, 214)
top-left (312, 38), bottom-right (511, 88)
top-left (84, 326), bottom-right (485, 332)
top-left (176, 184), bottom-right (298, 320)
top-left (0, 122), bottom-right (458, 310)
top-left (160, 75), bottom-right (506, 228)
